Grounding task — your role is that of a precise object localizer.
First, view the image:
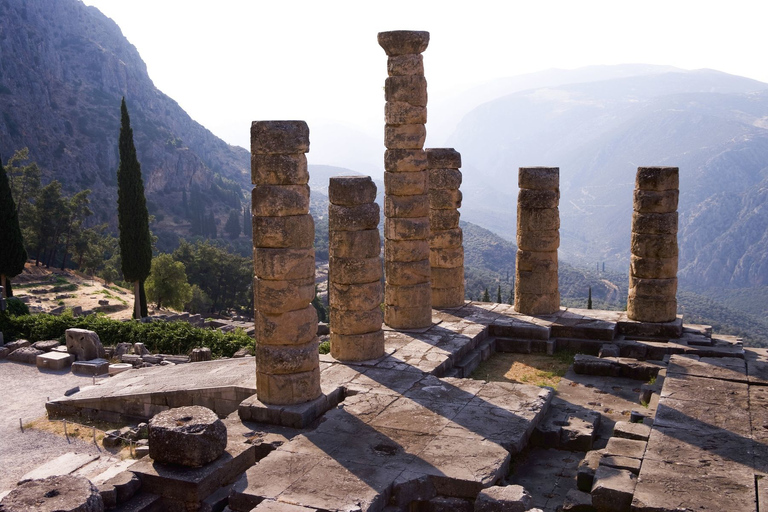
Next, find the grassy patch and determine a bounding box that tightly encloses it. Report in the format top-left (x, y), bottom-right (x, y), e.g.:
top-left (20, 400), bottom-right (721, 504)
top-left (471, 352), bottom-right (574, 389)
top-left (23, 416), bottom-right (133, 458)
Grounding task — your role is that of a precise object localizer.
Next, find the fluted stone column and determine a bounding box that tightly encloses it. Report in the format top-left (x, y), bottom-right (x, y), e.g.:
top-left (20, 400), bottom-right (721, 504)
top-left (379, 30), bottom-right (432, 329)
top-left (328, 176), bottom-right (384, 361)
top-left (514, 167), bottom-right (560, 315)
top-left (251, 121), bottom-right (320, 405)
top-left (627, 167), bottom-right (679, 322)
top-left (426, 148), bottom-right (464, 308)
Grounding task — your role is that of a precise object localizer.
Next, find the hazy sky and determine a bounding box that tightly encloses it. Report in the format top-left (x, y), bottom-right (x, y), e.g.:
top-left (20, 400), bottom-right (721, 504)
top-left (83, 0), bottom-right (767, 152)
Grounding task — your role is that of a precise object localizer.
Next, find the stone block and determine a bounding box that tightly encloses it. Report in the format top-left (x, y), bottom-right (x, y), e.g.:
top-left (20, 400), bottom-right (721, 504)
top-left (516, 249), bottom-right (558, 273)
top-left (514, 291), bottom-right (560, 315)
top-left (385, 76), bottom-right (428, 107)
top-left (432, 286), bottom-right (465, 308)
top-left (251, 153), bottom-right (309, 185)
top-left (630, 233), bottom-right (678, 259)
top-left (577, 450), bottom-right (602, 492)
top-left (329, 229), bottom-right (381, 258)
top-left (385, 101), bottom-right (429, 125)
top-left (330, 331), bottom-right (385, 361)
top-left (519, 167), bottom-right (559, 190)
top-left (474, 484), bottom-right (533, 512)
top-left (0, 346), bottom-right (10, 359)
top-left (626, 297), bottom-right (677, 323)
top-left (598, 344), bottom-right (620, 358)
top-left (133, 342), bottom-right (150, 356)
top-left (560, 411), bottom-right (600, 451)
top-left (256, 367), bottom-right (321, 405)
top-left (517, 229), bottom-right (560, 252)
top-left (426, 148), bottom-right (462, 169)
top-left (633, 189), bottom-right (678, 213)
top-left (1, 475), bottom-right (103, 512)
top-left (385, 304), bottom-right (432, 329)
top-left (636, 166), bottom-right (678, 191)
top-left (429, 188), bottom-right (462, 209)
top-left (603, 437), bottom-right (647, 460)
top-left (65, 328), bottom-right (106, 361)
top-left (562, 489), bottom-right (596, 512)
top-left (431, 266), bottom-right (464, 287)
top-left (428, 168), bottom-right (462, 192)
top-left (385, 124), bottom-right (427, 149)
top-left (591, 466), bottom-right (636, 512)
top-left (628, 277), bottom-right (677, 298)
top-left (254, 277), bottom-right (315, 314)
top-left (385, 194), bottom-right (430, 218)
top-left (71, 358), bottom-right (109, 376)
top-left (328, 175), bottom-right (377, 206)
top-left (103, 471), bottom-right (141, 503)
top-left (385, 170), bottom-right (428, 195)
top-left (252, 214), bottom-right (314, 249)
top-left (428, 496), bottom-right (472, 512)
top-left (378, 30), bottom-right (430, 56)
top-left (629, 255), bottom-right (678, 279)
top-left (329, 256), bottom-right (382, 285)
top-left (251, 185), bottom-right (310, 217)
top-left (255, 340), bottom-right (318, 375)
top-left (8, 346), bottom-right (44, 364)
top-left (385, 239), bottom-right (430, 262)
top-left (518, 188), bottom-right (560, 209)
top-left (430, 208), bottom-right (460, 231)
top-left (253, 248), bottom-right (316, 283)
top-left (385, 259), bottom-right (431, 286)
top-left (387, 53), bottom-right (424, 76)
top-left (255, 306), bottom-right (317, 346)
top-left (600, 454), bottom-right (642, 475)
top-left (385, 282), bottom-right (431, 307)
top-left (251, 120), bottom-right (309, 154)
top-left (5, 339), bottom-right (31, 351)
top-left (429, 246), bottom-right (464, 268)
top-left (36, 351), bottom-right (73, 370)
top-left (330, 306), bottom-right (383, 335)
top-left (329, 281), bottom-right (382, 311)
top-left (385, 149), bottom-right (428, 172)
top-left (149, 406), bottom-right (226, 467)
top-left (515, 269), bottom-right (559, 295)
top-left (517, 206), bottom-right (560, 231)
top-left (32, 339), bottom-right (60, 352)
top-left (430, 227), bottom-right (463, 249)
top-left (328, 203), bottom-right (380, 231)
top-left (631, 212), bottom-right (678, 235)
top-left (385, 217), bottom-right (430, 241)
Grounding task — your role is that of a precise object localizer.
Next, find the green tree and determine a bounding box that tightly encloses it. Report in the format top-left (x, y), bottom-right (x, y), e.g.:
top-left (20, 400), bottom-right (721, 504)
top-left (186, 284), bottom-right (212, 315)
top-left (145, 254), bottom-right (192, 310)
top-left (496, 284), bottom-right (502, 303)
top-left (59, 190), bottom-right (92, 270)
top-left (587, 286), bottom-right (593, 310)
top-left (0, 159), bottom-right (27, 297)
top-left (224, 209), bottom-right (240, 239)
top-left (242, 206), bottom-right (252, 238)
top-left (116, 98), bottom-right (153, 319)
top-left (481, 288), bottom-right (490, 302)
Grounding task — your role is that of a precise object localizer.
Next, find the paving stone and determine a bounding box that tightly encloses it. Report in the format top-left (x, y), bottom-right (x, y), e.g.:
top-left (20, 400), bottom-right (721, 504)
top-left (590, 466), bottom-right (636, 512)
top-left (561, 489), bottom-right (596, 512)
top-left (659, 373), bottom-right (749, 406)
top-left (474, 484), bottom-right (532, 512)
top-left (252, 500), bottom-right (318, 512)
top-left (666, 354), bottom-right (747, 382)
top-left (599, 454), bottom-right (641, 475)
top-left (577, 450), bottom-right (602, 492)
top-left (19, 452), bottom-right (100, 484)
top-left (603, 437), bottom-right (646, 460)
top-left (612, 421), bottom-right (651, 441)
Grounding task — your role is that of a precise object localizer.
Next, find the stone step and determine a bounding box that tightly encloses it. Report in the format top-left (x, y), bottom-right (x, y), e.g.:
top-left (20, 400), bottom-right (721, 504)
top-left (112, 492), bottom-right (163, 512)
top-left (451, 337), bottom-right (496, 378)
top-left (495, 337), bottom-right (548, 354)
top-left (573, 354), bottom-right (663, 381)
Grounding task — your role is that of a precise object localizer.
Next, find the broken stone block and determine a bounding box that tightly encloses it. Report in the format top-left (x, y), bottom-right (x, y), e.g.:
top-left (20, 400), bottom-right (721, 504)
top-left (190, 347), bottom-right (212, 362)
top-left (65, 328), bottom-right (106, 361)
top-left (562, 489), bottom-right (596, 512)
top-left (104, 471), bottom-right (141, 503)
top-left (591, 466), bottom-right (637, 512)
top-left (133, 342), bottom-right (150, 356)
top-left (474, 485), bottom-right (533, 512)
top-left (598, 344), bottom-right (620, 358)
top-left (32, 339), bottom-right (60, 352)
top-left (560, 411), bottom-right (600, 451)
top-left (603, 437), bottom-right (647, 460)
top-left (5, 339), bottom-right (31, 351)
top-left (8, 346), bottom-right (45, 364)
top-left (148, 406), bottom-right (226, 467)
top-left (1, 474), bottom-right (104, 512)
top-left (114, 343), bottom-right (132, 359)
top-left (577, 450), bottom-right (603, 492)
top-left (612, 421), bottom-right (651, 442)
top-left (600, 454), bottom-right (642, 475)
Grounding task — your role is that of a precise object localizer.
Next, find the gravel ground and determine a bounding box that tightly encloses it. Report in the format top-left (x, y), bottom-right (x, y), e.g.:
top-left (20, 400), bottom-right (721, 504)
top-left (0, 360), bottom-right (105, 491)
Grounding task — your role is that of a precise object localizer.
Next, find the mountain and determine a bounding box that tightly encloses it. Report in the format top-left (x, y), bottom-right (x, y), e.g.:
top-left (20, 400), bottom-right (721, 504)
top-left (0, 0), bottom-right (250, 250)
top-left (446, 68), bottom-right (768, 289)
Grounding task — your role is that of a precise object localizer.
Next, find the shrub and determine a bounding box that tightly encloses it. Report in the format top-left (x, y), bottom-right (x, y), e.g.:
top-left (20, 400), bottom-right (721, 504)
top-left (5, 297), bottom-right (30, 316)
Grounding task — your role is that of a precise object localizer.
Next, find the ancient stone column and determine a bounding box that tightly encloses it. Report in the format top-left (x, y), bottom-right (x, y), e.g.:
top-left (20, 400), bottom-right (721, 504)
top-left (426, 148), bottom-right (464, 308)
top-left (251, 121), bottom-right (320, 405)
top-left (514, 167), bottom-right (560, 315)
top-left (379, 30), bottom-right (432, 329)
top-left (328, 176), bottom-right (384, 361)
top-left (627, 167), bottom-right (679, 322)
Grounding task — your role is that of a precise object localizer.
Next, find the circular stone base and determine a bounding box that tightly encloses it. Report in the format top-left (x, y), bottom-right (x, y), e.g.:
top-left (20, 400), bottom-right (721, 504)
top-left (148, 405), bottom-right (227, 467)
top-left (1, 475), bottom-right (103, 512)
top-left (108, 363), bottom-right (132, 376)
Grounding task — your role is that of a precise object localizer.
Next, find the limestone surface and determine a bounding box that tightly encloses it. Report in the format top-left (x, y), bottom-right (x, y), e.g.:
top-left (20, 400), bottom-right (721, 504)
top-left (148, 406), bottom-right (227, 467)
top-left (65, 328), bottom-right (105, 361)
top-left (1, 475), bottom-right (104, 512)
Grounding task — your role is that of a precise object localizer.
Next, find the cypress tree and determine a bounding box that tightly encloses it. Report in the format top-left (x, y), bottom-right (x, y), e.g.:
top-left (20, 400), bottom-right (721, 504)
top-left (117, 98), bottom-right (153, 319)
top-left (0, 158), bottom-right (28, 298)
top-left (587, 286), bottom-right (593, 310)
top-left (496, 284), bottom-right (502, 303)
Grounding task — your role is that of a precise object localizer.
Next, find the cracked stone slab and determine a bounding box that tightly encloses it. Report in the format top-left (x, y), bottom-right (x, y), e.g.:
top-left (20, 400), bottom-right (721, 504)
top-left (18, 452), bottom-right (100, 484)
top-left (666, 354), bottom-right (747, 382)
top-left (659, 373), bottom-right (749, 406)
top-left (643, 425), bottom-right (754, 468)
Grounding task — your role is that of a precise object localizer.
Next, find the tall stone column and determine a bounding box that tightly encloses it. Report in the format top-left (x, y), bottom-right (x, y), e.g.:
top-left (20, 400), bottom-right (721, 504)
top-left (426, 148), bottom-right (464, 308)
top-left (379, 30), bottom-right (432, 329)
top-left (328, 176), bottom-right (384, 361)
top-left (627, 167), bottom-right (679, 322)
top-left (251, 121), bottom-right (320, 405)
top-left (514, 167), bottom-right (560, 315)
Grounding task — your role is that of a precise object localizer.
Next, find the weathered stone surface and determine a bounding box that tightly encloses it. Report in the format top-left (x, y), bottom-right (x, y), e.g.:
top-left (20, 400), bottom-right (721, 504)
top-left (330, 331), bottom-right (385, 361)
top-left (385, 124), bottom-right (427, 149)
top-left (516, 250), bottom-right (558, 273)
top-left (328, 203), bottom-right (380, 231)
top-left (385, 194), bottom-right (430, 218)
top-left (518, 188), bottom-right (560, 209)
top-left (430, 227), bottom-right (462, 249)
top-left (515, 270), bottom-right (558, 295)
top-left (626, 297), bottom-right (677, 323)
top-left (429, 188), bottom-right (462, 209)
top-left (385, 239), bottom-right (430, 262)
top-left (517, 206), bottom-right (560, 231)
top-left (385, 170), bottom-right (428, 195)
top-left (517, 229), bottom-right (559, 252)
top-left (629, 255), bottom-right (677, 279)
top-left (385, 304), bottom-right (433, 329)
top-left (329, 229), bottom-right (381, 258)
top-left (474, 484), bottom-right (532, 512)
top-left (519, 167), bottom-right (559, 190)
top-left (432, 286), bottom-right (465, 308)
top-left (256, 340), bottom-right (319, 374)
top-left (562, 489), bottom-right (595, 512)
top-left (430, 209), bottom-right (460, 231)
top-left (254, 277), bottom-right (315, 314)
top-left (330, 256), bottom-right (382, 287)
top-left (384, 149), bottom-right (428, 172)
top-left (328, 176), bottom-right (377, 206)
top-left (256, 367), bottom-right (321, 405)
top-left (251, 121), bottom-right (309, 154)
top-left (635, 166), bottom-right (678, 191)
top-left (387, 54), bottom-right (424, 76)
top-left (329, 281), bottom-right (383, 311)
top-left (631, 212), bottom-right (678, 235)
top-left (5, 339), bottom-right (31, 351)
top-left (591, 466), bottom-right (636, 512)
top-left (431, 266), bottom-right (464, 286)
top-left (8, 346), bottom-right (44, 364)
top-left (385, 76), bottom-right (428, 107)
top-left (378, 30), bottom-right (430, 56)
top-left (385, 217), bottom-right (430, 240)
top-left (633, 189), bottom-right (678, 213)
top-left (148, 406), bottom-right (226, 467)
top-left (251, 154), bottom-right (309, 185)
top-left (256, 306), bottom-right (317, 346)
top-left (37, 351), bottom-right (73, 370)
top-left (514, 292), bottom-right (560, 315)
top-left (429, 246), bottom-right (463, 268)
top-left (32, 339), bottom-right (60, 352)
top-left (253, 248), bottom-right (315, 281)
top-left (252, 214), bottom-right (314, 249)
top-left (252, 185), bottom-right (310, 217)
top-left (600, 454), bottom-right (642, 475)
top-left (386, 259), bottom-right (431, 286)
top-left (428, 168), bottom-right (462, 191)
top-left (630, 233), bottom-right (678, 258)
top-left (577, 450), bottom-right (602, 492)
top-left (628, 277), bottom-right (677, 298)
top-left (65, 328), bottom-right (105, 361)
top-left (426, 148), bottom-right (461, 169)
top-left (329, 307), bottom-right (383, 335)
top-left (386, 283), bottom-right (431, 307)
top-left (103, 471), bottom-right (140, 504)
top-left (1, 475), bottom-right (104, 512)
top-left (427, 496), bottom-right (472, 512)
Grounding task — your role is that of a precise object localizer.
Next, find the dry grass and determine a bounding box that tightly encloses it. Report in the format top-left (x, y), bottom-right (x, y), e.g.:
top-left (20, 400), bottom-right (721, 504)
top-left (23, 416), bottom-right (133, 458)
top-left (471, 352), bottom-right (575, 389)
